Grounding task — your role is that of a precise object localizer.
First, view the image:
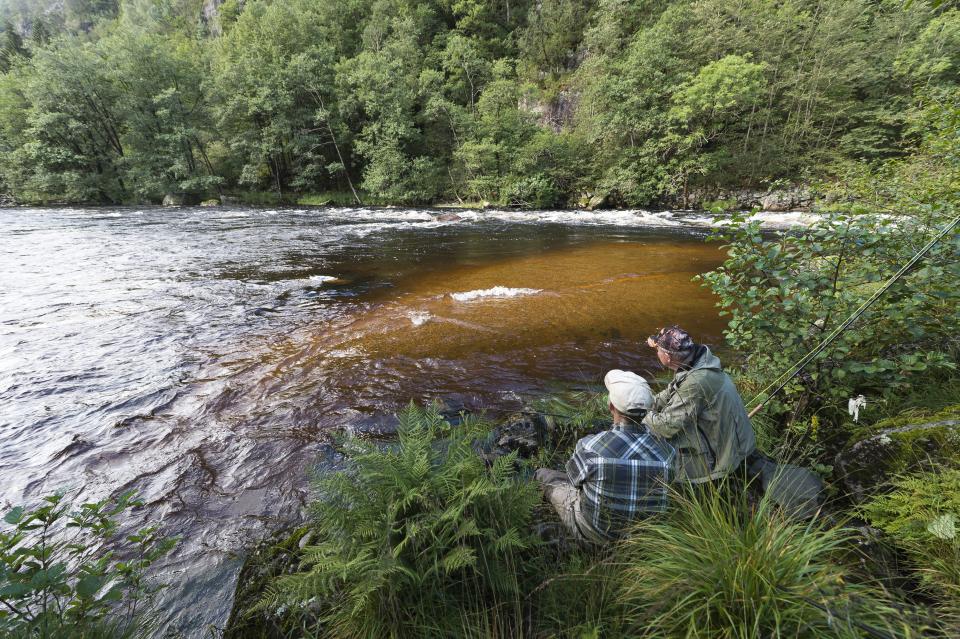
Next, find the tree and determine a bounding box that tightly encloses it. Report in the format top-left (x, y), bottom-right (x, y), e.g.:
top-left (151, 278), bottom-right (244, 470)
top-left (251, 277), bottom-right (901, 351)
top-left (2, 40), bottom-right (127, 202)
top-left (105, 28), bottom-right (221, 200)
top-left (0, 20), bottom-right (27, 72)
top-left (209, 0), bottom-right (355, 197)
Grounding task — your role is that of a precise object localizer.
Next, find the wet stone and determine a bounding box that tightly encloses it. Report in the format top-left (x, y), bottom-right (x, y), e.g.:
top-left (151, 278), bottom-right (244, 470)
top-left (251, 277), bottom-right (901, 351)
top-left (476, 413), bottom-right (550, 464)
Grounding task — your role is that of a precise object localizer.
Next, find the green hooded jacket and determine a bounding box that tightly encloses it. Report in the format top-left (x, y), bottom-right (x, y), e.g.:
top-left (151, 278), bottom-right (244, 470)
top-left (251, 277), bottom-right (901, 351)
top-left (646, 345), bottom-right (756, 484)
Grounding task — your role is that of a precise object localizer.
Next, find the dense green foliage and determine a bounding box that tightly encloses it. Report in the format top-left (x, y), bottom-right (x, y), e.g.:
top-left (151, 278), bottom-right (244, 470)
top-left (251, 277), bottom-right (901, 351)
top-left (862, 469), bottom-right (960, 633)
top-left (700, 95), bottom-right (960, 420)
top-left (0, 491), bottom-right (176, 638)
top-left (251, 403), bottom-right (541, 637)
top-left (0, 0), bottom-right (958, 204)
top-left (696, 91), bottom-right (960, 636)
top-left (231, 402), bottom-right (924, 638)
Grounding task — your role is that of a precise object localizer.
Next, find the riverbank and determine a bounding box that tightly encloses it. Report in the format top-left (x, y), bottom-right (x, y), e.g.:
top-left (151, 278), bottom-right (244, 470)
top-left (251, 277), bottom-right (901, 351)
top-left (1, 198), bottom-right (956, 636)
top-left (219, 371), bottom-right (960, 638)
top-left (2, 184), bottom-right (815, 215)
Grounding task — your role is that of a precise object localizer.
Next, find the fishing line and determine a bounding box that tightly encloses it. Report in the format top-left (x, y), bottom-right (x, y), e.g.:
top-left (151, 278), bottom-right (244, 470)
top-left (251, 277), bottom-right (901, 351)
top-left (746, 213), bottom-right (960, 418)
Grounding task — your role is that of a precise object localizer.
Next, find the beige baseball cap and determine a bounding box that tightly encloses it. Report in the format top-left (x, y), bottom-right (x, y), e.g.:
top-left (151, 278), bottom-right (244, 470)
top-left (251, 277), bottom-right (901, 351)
top-left (604, 369), bottom-right (654, 415)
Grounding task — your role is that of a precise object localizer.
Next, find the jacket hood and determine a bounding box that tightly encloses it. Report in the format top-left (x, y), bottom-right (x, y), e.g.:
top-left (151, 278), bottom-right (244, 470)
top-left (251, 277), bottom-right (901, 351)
top-left (679, 345), bottom-right (722, 377)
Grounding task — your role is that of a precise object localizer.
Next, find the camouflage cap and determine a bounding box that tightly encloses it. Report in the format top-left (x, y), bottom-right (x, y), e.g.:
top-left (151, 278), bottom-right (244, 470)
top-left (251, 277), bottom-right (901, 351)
top-left (649, 325), bottom-right (695, 354)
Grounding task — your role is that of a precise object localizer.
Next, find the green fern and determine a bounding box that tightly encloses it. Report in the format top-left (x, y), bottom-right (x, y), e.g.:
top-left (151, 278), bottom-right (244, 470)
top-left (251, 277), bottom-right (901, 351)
top-left (861, 469), bottom-right (960, 620)
top-left (253, 402), bottom-right (542, 637)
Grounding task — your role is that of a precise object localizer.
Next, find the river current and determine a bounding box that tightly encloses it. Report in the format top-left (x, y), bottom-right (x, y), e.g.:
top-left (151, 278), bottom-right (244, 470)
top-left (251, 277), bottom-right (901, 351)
top-left (0, 206), bottom-right (803, 634)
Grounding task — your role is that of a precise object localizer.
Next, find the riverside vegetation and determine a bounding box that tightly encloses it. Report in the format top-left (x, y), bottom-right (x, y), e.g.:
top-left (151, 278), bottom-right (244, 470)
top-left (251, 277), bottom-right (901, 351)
top-left (0, 0), bottom-right (958, 206)
top-left (5, 93), bottom-right (954, 637)
top-left (2, 0), bottom-right (960, 637)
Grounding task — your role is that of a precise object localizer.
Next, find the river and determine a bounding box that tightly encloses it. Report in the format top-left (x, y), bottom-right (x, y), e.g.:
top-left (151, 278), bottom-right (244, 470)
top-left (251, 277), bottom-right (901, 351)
top-left (0, 206), bottom-right (798, 635)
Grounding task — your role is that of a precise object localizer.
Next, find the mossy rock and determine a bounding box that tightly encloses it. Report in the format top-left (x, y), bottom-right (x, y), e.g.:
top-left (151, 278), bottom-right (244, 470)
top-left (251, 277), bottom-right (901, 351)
top-left (223, 525), bottom-right (311, 639)
top-left (835, 404), bottom-right (960, 502)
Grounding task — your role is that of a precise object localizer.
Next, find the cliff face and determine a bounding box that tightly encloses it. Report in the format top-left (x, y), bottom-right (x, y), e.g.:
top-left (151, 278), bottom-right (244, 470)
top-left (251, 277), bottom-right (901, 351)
top-left (519, 87), bottom-right (580, 133)
top-left (201, 0), bottom-right (224, 35)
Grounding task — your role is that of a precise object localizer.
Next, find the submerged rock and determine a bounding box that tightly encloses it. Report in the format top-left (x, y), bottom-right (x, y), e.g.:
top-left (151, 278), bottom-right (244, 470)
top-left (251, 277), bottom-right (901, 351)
top-left (835, 405), bottom-right (960, 502)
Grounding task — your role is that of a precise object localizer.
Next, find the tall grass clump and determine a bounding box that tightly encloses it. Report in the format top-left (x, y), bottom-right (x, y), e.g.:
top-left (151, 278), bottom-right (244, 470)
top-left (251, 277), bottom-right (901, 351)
top-left (618, 485), bottom-right (914, 638)
top-left (253, 403), bottom-right (542, 638)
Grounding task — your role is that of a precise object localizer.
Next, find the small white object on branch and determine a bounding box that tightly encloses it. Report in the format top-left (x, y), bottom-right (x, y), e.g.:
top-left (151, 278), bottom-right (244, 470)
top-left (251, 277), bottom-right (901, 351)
top-left (848, 395), bottom-right (867, 423)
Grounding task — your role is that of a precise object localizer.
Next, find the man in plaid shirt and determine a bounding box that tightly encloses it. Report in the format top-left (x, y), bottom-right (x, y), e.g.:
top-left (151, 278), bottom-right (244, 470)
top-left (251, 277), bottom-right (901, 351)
top-left (535, 370), bottom-right (676, 543)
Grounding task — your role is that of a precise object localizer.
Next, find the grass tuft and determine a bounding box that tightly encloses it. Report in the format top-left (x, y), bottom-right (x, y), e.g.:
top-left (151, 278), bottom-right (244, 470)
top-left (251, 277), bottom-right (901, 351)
top-left (618, 483), bottom-right (915, 638)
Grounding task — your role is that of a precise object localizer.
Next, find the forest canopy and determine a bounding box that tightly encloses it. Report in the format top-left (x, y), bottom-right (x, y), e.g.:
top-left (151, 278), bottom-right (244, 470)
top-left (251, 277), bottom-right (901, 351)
top-left (0, 0), bottom-right (958, 206)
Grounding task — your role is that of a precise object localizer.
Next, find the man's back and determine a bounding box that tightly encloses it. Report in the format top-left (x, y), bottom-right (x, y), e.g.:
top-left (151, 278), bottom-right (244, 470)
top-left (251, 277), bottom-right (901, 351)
top-left (646, 345), bottom-right (756, 483)
top-left (565, 423), bottom-right (675, 540)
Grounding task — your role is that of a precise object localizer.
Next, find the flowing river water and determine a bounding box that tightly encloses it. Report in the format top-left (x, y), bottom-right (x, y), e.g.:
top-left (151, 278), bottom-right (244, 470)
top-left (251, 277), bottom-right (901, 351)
top-left (0, 206), bottom-right (805, 635)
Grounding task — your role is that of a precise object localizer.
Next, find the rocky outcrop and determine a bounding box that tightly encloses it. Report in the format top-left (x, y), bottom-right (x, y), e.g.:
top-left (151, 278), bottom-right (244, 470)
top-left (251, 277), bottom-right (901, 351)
top-left (835, 405), bottom-right (960, 502)
top-left (519, 88), bottom-right (581, 133)
top-left (666, 186), bottom-right (814, 211)
top-left (576, 192), bottom-right (609, 210)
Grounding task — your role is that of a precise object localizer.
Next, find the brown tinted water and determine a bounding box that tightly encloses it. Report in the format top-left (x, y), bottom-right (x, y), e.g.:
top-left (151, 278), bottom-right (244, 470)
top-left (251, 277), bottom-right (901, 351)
top-left (0, 206), bottom-right (728, 634)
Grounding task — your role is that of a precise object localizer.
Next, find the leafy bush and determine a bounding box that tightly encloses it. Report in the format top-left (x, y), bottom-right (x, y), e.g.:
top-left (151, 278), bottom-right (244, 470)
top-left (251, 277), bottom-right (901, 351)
top-left (700, 207), bottom-right (959, 420)
top-left (503, 173), bottom-right (562, 209)
top-left (860, 469), bottom-right (960, 635)
top-left (253, 403), bottom-right (542, 638)
top-left (700, 92), bottom-right (960, 423)
top-left (618, 485), bottom-right (913, 639)
top-left (0, 491), bottom-right (177, 638)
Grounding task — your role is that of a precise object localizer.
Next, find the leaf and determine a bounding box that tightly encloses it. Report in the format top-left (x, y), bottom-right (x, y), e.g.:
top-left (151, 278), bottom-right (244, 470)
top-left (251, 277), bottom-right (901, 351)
top-left (0, 582), bottom-right (32, 598)
top-left (3, 507), bottom-right (24, 524)
top-left (927, 514), bottom-right (956, 540)
top-left (76, 574), bottom-right (104, 598)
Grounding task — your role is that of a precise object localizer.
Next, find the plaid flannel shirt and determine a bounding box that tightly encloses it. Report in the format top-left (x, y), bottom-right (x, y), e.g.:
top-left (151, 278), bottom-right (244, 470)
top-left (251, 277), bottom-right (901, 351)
top-left (565, 422), bottom-right (675, 540)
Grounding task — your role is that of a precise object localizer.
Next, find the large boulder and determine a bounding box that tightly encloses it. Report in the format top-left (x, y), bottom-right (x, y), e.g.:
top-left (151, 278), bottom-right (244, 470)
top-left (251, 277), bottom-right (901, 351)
top-left (162, 193), bottom-right (186, 206)
top-left (586, 192), bottom-right (608, 210)
top-left (835, 405), bottom-right (960, 502)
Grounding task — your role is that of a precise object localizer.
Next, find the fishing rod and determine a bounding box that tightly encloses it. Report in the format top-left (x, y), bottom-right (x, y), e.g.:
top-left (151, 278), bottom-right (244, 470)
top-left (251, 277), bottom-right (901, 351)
top-left (746, 213), bottom-right (960, 419)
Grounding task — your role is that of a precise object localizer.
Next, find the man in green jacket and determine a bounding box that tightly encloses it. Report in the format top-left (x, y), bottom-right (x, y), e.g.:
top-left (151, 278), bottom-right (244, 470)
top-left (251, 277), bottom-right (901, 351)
top-left (645, 326), bottom-right (756, 484)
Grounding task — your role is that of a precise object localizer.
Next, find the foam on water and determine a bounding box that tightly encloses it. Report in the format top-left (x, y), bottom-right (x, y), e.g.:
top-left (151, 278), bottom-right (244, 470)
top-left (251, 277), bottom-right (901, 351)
top-left (310, 206), bottom-right (818, 230)
top-left (449, 286), bottom-right (542, 302)
top-left (408, 311), bottom-right (432, 326)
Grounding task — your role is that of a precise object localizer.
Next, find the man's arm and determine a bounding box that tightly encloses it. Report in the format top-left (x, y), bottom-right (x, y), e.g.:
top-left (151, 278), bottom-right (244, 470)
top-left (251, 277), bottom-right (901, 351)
top-left (652, 386), bottom-right (672, 412)
top-left (645, 385), bottom-right (700, 440)
top-left (565, 436), bottom-right (599, 488)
